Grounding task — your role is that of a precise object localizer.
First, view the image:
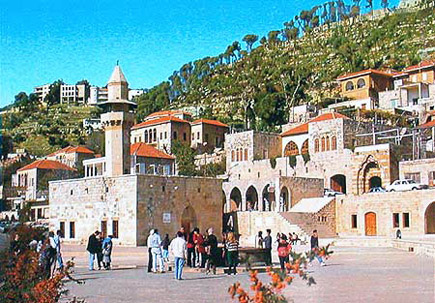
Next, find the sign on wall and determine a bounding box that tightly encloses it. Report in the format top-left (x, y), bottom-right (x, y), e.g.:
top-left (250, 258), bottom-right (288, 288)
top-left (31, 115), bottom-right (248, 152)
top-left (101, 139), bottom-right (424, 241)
top-left (163, 212), bottom-right (171, 224)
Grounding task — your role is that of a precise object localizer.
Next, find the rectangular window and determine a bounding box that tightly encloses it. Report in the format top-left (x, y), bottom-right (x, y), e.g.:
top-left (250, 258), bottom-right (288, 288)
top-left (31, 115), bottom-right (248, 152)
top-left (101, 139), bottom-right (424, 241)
top-left (392, 213), bottom-right (399, 228)
top-left (60, 222), bottom-right (65, 237)
top-left (197, 132), bottom-right (200, 140)
top-left (37, 209), bottom-right (42, 219)
top-left (112, 220), bottom-right (119, 238)
top-left (183, 132), bottom-right (187, 141)
top-left (101, 220), bottom-right (107, 237)
top-left (69, 222), bottom-right (75, 238)
top-left (164, 132), bottom-right (167, 139)
top-left (351, 215), bottom-right (357, 229)
top-left (403, 213), bottom-right (410, 228)
top-left (404, 172), bottom-right (421, 183)
top-left (173, 131), bottom-right (177, 140)
top-left (160, 132), bottom-right (162, 140)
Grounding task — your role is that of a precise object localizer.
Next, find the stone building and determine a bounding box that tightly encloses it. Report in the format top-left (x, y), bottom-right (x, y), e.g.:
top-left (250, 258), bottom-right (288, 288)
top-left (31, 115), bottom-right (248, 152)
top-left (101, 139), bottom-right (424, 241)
top-left (336, 190), bottom-right (435, 236)
top-left (46, 146), bottom-right (95, 171)
top-left (49, 65), bottom-right (223, 246)
top-left (399, 158), bottom-right (435, 186)
top-left (130, 142), bottom-right (175, 175)
top-left (49, 175), bottom-right (223, 246)
top-left (190, 119), bottom-right (228, 150)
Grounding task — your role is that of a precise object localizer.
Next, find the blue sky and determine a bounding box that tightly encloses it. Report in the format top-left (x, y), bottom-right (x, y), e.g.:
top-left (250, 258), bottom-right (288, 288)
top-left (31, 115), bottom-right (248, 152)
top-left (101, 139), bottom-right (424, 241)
top-left (1, 0), bottom-right (399, 106)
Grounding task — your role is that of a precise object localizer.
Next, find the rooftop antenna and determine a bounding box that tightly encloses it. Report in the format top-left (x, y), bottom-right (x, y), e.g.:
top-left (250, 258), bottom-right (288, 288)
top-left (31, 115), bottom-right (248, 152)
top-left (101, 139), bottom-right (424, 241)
top-left (116, 60), bottom-right (119, 66)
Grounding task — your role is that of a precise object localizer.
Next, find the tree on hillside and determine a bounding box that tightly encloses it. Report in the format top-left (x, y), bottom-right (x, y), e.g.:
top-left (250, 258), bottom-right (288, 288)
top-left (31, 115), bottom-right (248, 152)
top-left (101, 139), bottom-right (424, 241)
top-left (44, 80), bottom-right (64, 106)
top-left (171, 141), bottom-right (198, 176)
top-left (242, 34), bottom-right (258, 52)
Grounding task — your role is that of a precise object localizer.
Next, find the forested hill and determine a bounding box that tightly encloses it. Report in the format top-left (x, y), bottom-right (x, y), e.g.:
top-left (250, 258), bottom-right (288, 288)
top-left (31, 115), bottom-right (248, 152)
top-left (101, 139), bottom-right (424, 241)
top-left (136, 1), bottom-right (435, 131)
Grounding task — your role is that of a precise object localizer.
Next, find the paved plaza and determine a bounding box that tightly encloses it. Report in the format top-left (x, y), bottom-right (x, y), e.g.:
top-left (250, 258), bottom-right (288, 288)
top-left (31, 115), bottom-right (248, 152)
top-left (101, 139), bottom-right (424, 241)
top-left (61, 246), bottom-right (434, 303)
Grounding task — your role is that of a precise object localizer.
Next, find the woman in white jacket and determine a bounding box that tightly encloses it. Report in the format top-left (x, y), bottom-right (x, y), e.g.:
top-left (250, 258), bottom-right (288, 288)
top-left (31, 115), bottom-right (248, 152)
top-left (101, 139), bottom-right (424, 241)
top-left (170, 231), bottom-right (187, 280)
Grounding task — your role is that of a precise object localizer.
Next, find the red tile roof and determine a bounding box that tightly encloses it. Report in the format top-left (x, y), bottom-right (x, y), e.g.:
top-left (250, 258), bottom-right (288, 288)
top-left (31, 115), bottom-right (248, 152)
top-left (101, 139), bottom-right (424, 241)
top-left (130, 143), bottom-right (175, 160)
top-left (191, 119), bottom-right (228, 127)
top-left (404, 60), bottom-right (435, 72)
top-left (418, 120), bottom-right (435, 129)
top-left (281, 112), bottom-right (349, 137)
top-left (18, 159), bottom-right (76, 172)
top-left (47, 146), bottom-right (94, 157)
top-left (147, 110), bottom-right (192, 118)
top-left (337, 69), bottom-right (394, 81)
top-left (132, 116), bottom-right (189, 130)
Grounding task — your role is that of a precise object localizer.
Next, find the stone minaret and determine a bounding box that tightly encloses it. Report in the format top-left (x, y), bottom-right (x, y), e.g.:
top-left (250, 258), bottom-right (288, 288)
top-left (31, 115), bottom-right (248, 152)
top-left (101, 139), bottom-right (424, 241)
top-left (100, 64), bottom-right (136, 177)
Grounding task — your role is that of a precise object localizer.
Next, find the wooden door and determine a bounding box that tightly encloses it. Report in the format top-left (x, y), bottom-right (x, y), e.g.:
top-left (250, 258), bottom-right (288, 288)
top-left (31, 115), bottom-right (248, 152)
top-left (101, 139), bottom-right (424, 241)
top-left (365, 212), bottom-right (377, 236)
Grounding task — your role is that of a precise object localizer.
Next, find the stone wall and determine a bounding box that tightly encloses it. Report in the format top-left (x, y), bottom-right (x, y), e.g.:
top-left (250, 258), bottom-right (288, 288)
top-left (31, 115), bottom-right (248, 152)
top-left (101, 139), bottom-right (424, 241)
top-left (399, 158), bottom-right (435, 186)
top-left (49, 175), bottom-right (224, 246)
top-left (136, 175), bottom-right (223, 245)
top-left (281, 200), bottom-right (336, 237)
top-left (335, 189), bottom-right (435, 237)
top-left (49, 175), bottom-right (138, 246)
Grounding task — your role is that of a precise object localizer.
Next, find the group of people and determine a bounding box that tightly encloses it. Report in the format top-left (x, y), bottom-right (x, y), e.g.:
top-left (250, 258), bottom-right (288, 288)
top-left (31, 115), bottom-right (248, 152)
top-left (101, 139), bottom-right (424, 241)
top-left (86, 231), bottom-right (114, 271)
top-left (146, 227), bottom-right (240, 280)
top-left (10, 230), bottom-right (64, 278)
top-left (256, 229), bottom-right (326, 271)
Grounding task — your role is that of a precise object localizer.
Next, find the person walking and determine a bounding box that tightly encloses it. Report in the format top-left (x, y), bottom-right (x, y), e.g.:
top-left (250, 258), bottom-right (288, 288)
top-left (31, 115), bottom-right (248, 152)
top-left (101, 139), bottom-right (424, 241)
top-left (226, 232), bottom-right (239, 275)
top-left (186, 230), bottom-right (196, 267)
top-left (150, 229), bottom-right (164, 273)
top-left (263, 229), bottom-right (272, 266)
top-left (277, 234), bottom-right (292, 271)
top-left (310, 230), bottom-right (325, 266)
top-left (147, 229), bottom-right (154, 273)
top-left (53, 230), bottom-right (63, 271)
top-left (87, 231), bottom-right (100, 271)
top-left (204, 228), bottom-right (218, 275)
top-left (102, 235), bottom-right (113, 270)
top-left (170, 231), bottom-right (187, 280)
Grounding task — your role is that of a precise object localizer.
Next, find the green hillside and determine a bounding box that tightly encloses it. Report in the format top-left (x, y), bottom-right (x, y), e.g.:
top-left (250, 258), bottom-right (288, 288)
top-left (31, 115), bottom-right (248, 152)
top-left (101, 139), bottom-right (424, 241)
top-left (136, 3), bottom-right (435, 131)
top-left (1, 2), bottom-right (434, 156)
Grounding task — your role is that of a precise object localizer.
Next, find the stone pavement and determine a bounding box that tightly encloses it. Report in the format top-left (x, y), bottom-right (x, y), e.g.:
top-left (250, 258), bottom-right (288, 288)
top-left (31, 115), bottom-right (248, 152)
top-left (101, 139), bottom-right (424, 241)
top-left (61, 246), bottom-right (434, 303)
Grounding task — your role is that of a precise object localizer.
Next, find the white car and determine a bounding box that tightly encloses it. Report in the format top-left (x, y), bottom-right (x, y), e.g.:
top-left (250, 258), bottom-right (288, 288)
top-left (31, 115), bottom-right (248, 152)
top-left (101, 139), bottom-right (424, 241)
top-left (386, 179), bottom-right (428, 192)
top-left (324, 188), bottom-right (343, 197)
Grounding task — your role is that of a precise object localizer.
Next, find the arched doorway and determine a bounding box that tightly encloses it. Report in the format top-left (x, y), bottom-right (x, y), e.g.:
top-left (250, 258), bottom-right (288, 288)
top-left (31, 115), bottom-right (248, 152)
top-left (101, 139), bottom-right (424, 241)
top-left (284, 141), bottom-right (299, 156)
top-left (262, 184), bottom-right (274, 211)
top-left (279, 187), bottom-right (290, 211)
top-left (357, 155), bottom-right (382, 194)
top-left (301, 140), bottom-right (309, 155)
top-left (365, 212), bottom-right (377, 236)
top-left (11, 215), bottom-right (16, 222)
top-left (331, 174), bottom-right (346, 194)
top-left (5, 215), bottom-right (9, 221)
top-left (369, 176), bottom-right (382, 189)
top-left (425, 202), bottom-right (435, 234)
top-left (246, 186), bottom-right (259, 211)
top-left (181, 206), bottom-right (197, 233)
top-left (230, 187), bottom-right (242, 211)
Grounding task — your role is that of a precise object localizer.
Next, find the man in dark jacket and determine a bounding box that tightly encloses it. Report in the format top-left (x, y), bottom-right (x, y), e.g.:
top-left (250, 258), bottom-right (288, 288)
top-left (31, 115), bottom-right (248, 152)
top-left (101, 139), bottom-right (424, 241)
top-left (87, 231), bottom-right (100, 271)
top-left (263, 229), bottom-right (272, 266)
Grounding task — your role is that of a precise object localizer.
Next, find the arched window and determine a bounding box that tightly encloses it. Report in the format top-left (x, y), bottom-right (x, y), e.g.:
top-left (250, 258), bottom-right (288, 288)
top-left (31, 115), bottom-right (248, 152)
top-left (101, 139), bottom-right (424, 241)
top-left (321, 137), bottom-right (326, 152)
top-left (231, 150), bottom-right (235, 162)
top-left (346, 81), bottom-right (354, 91)
top-left (331, 136), bottom-right (337, 150)
top-left (244, 149), bottom-right (248, 161)
top-left (301, 139), bottom-right (309, 154)
top-left (326, 136), bottom-right (330, 151)
top-left (144, 130), bottom-right (148, 143)
top-left (357, 78), bottom-right (366, 88)
top-left (314, 138), bottom-right (320, 153)
top-left (284, 141), bottom-right (299, 156)
top-left (239, 149), bottom-right (243, 161)
top-left (153, 129), bottom-right (157, 141)
top-left (236, 149), bottom-right (240, 162)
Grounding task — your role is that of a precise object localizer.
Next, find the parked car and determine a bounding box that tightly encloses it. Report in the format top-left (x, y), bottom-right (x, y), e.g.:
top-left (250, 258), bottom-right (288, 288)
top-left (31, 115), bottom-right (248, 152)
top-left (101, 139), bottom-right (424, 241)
top-left (386, 179), bottom-right (429, 192)
top-left (324, 188), bottom-right (343, 197)
top-left (368, 187), bottom-right (386, 193)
